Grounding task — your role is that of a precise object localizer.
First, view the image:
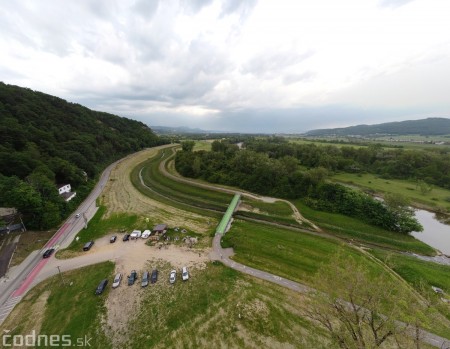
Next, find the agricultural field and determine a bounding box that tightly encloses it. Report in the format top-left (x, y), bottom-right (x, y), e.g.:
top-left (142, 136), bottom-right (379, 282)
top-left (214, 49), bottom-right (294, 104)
top-left (332, 172), bottom-right (450, 213)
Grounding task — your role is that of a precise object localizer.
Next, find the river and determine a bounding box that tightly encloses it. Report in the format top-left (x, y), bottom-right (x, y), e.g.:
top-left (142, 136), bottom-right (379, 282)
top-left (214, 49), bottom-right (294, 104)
top-left (411, 209), bottom-right (450, 255)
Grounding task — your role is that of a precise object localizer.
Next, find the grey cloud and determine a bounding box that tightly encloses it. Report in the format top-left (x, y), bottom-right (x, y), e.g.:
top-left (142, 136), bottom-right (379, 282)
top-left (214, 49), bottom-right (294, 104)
top-left (134, 0), bottom-right (160, 19)
top-left (182, 0), bottom-right (214, 14)
top-left (220, 0), bottom-right (258, 19)
top-left (243, 50), bottom-right (314, 78)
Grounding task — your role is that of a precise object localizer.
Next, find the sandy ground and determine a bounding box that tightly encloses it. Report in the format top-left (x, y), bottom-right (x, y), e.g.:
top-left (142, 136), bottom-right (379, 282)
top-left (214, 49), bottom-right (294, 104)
top-left (102, 146), bottom-right (211, 234)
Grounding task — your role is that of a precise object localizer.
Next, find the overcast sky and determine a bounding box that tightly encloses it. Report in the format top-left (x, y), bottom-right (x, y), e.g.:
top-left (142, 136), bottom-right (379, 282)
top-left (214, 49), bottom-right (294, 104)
top-left (1, 0), bottom-right (450, 133)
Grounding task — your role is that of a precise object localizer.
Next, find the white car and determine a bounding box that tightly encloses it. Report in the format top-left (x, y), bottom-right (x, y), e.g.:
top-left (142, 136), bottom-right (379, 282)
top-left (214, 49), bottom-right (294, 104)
top-left (169, 270), bottom-right (176, 284)
top-left (182, 267), bottom-right (189, 281)
top-left (75, 213), bottom-right (81, 218)
top-left (141, 230), bottom-right (151, 239)
top-left (130, 230), bottom-right (142, 239)
top-left (112, 273), bottom-right (122, 288)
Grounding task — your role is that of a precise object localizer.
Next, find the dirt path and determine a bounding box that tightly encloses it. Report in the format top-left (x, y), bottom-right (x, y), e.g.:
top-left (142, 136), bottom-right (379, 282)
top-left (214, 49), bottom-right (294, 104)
top-left (160, 148), bottom-right (322, 231)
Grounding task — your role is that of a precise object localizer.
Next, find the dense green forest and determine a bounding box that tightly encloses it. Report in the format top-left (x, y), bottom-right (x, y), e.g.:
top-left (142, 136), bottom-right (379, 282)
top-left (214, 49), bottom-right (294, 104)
top-left (306, 117), bottom-right (450, 136)
top-left (176, 139), bottom-right (423, 234)
top-left (0, 82), bottom-right (166, 229)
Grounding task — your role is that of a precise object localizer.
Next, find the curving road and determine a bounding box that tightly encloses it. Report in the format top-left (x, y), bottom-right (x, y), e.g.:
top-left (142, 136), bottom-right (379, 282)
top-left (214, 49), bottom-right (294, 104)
top-left (0, 148), bottom-right (166, 324)
top-left (1, 146), bottom-right (449, 348)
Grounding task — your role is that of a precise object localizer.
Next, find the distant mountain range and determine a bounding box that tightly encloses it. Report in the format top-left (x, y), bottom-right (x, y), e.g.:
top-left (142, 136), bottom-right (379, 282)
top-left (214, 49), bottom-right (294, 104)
top-left (151, 126), bottom-right (218, 134)
top-left (306, 118), bottom-right (450, 137)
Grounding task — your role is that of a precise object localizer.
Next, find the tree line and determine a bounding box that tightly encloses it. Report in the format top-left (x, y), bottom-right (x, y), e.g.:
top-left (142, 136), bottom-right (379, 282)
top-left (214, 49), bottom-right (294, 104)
top-left (176, 140), bottom-right (422, 234)
top-left (0, 82), bottom-right (166, 229)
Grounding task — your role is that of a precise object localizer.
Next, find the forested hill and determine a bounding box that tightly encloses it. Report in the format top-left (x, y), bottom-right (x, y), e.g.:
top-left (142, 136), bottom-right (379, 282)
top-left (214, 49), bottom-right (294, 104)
top-left (306, 117), bottom-right (450, 136)
top-left (0, 82), bottom-right (166, 229)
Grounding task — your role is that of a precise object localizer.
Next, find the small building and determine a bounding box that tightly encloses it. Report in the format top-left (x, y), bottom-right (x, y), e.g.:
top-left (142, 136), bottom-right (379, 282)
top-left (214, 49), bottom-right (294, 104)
top-left (0, 207), bottom-right (25, 234)
top-left (151, 224), bottom-right (168, 239)
top-left (57, 184), bottom-right (77, 202)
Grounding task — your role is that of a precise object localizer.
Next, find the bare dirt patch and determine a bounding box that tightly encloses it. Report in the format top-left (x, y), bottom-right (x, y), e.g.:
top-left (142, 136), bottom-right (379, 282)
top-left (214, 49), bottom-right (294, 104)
top-left (70, 233), bottom-right (211, 348)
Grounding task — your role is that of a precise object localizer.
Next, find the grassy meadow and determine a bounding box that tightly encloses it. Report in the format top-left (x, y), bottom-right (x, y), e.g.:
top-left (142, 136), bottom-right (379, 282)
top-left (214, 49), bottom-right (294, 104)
top-left (333, 172), bottom-right (450, 212)
top-left (293, 199), bottom-right (436, 255)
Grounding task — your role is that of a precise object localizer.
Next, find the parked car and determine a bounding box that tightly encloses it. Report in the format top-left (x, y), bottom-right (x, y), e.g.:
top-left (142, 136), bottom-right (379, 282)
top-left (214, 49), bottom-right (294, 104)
top-left (123, 234), bottom-right (130, 242)
top-left (169, 270), bottom-right (176, 284)
top-left (95, 279), bottom-right (108, 295)
top-left (182, 266), bottom-right (189, 281)
top-left (110, 235), bottom-right (117, 243)
top-left (151, 269), bottom-right (158, 284)
top-left (130, 230), bottom-right (142, 239)
top-left (128, 270), bottom-right (137, 285)
top-left (75, 213), bottom-right (81, 218)
top-left (141, 271), bottom-right (149, 287)
top-left (43, 248), bottom-right (55, 259)
top-left (141, 230), bottom-right (151, 239)
top-left (112, 273), bottom-right (122, 288)
top-left (83, 241), bottom-right (94, 251)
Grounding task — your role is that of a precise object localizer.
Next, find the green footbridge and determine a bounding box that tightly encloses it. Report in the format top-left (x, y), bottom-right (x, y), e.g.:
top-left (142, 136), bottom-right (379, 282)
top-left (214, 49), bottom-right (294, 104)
top-left (216, 194), bottom-right (241, 234)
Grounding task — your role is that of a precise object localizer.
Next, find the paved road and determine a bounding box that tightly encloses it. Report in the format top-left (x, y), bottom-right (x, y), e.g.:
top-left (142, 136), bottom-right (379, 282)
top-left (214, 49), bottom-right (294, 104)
top-left (0, 151), bottom-right (136, 324)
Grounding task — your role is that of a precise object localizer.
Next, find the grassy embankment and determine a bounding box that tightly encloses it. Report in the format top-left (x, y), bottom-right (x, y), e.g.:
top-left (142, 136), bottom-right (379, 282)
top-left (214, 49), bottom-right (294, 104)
top-left (222, 220), bottom-right (450, 339)
top-left (371, 249), bottom-right (450, 322)
top-left (134, 147), bottom-right (300, 226)
top-left (293, 200), bottom-right (436, 255)
top-left (333, 172), bottom-right (450, 213)
top-left (0, 262), bottom-right (115, 348)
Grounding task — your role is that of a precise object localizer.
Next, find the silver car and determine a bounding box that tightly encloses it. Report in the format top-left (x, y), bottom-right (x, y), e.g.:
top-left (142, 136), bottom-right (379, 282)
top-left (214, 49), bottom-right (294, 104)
top-left (169, 269), bottom-right (176, 284)
top-left (112, 273), bottom-right (122, 288)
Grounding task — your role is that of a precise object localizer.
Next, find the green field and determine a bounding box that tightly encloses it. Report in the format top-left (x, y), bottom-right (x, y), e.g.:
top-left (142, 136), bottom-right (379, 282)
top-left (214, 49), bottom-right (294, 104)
top-left (372, 250), bottom-right (450, 297)
top-left (193, 140), bottom-right (213, 151)
top-left (293, 199), bottom-right (435, 255)
top-left (222, 220), bottom-right (373, 285)
top-left (333, 172), bottom-right (450, 213)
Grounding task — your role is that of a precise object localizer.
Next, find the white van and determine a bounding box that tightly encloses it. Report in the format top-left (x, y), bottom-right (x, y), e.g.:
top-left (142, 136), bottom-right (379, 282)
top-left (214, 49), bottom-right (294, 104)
top-left (130, 230), bottom-right (142, 239)
top-left (141, 230), bottom-right (151, 238)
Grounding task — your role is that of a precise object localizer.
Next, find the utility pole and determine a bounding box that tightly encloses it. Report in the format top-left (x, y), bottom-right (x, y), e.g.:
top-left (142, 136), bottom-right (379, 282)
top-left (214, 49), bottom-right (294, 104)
top-left (57, 266), bottom-right (66, 286)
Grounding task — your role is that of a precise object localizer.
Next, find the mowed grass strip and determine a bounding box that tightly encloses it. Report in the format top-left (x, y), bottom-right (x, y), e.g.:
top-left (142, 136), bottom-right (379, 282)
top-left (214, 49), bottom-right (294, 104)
top-left (136, 149), bottom-right (232, 209)
top-left (222, 220), bottom-right (369, 286)
top-left (293, 199), bottom-right (435, 255)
